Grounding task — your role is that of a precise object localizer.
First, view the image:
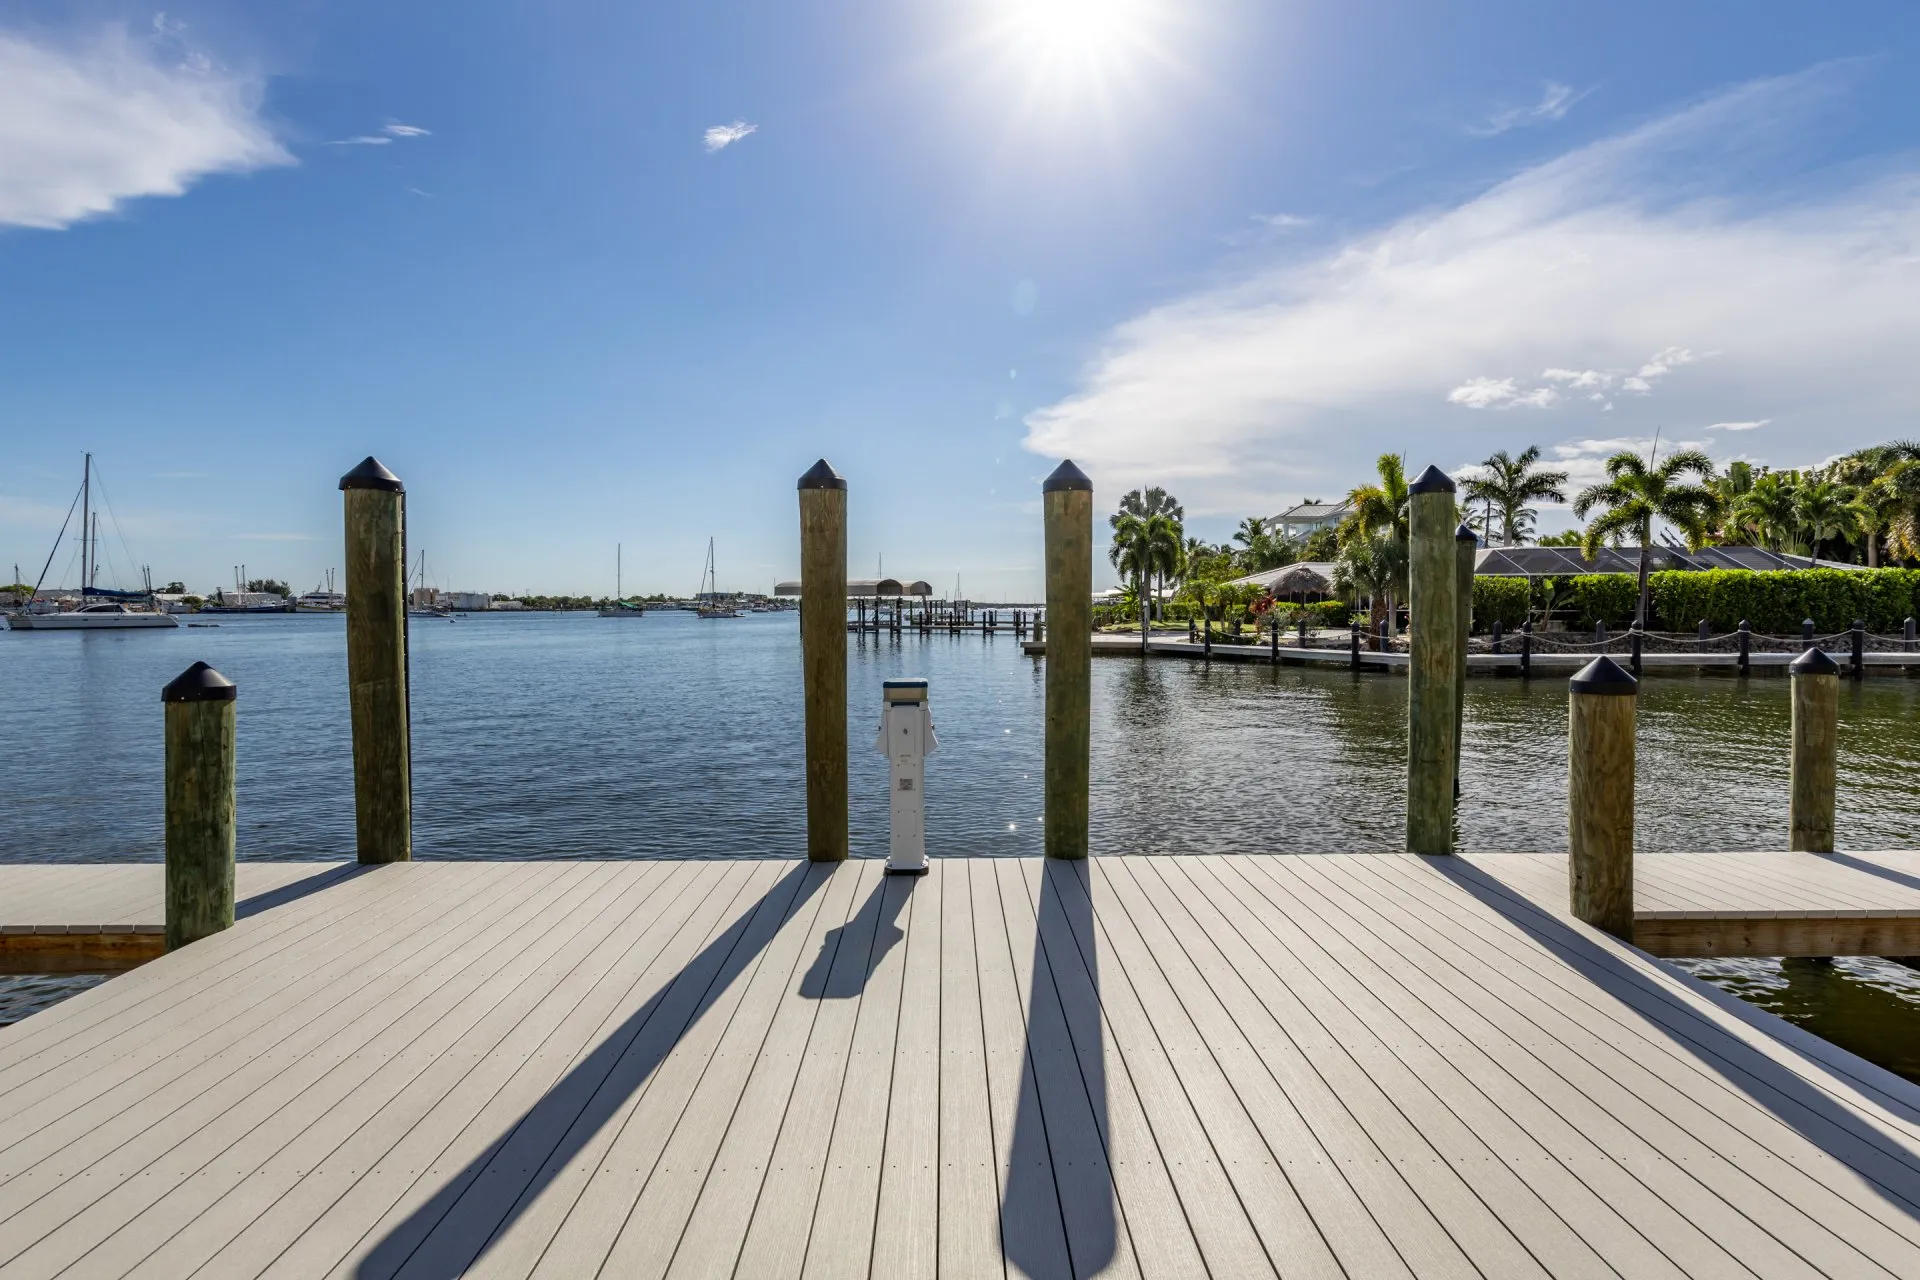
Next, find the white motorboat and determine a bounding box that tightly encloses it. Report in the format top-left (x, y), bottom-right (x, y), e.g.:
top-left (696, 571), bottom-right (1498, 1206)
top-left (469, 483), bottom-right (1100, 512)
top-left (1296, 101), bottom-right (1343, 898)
top-left (8, 603), bottom-right (178, 630)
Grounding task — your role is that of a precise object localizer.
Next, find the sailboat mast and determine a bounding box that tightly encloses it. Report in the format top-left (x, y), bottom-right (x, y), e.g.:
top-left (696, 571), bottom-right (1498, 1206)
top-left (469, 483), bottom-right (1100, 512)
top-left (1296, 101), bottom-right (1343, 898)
top-left (617, 543), bottom-right (622, 600)
top-left (80, 454), bottom-right (91, 593)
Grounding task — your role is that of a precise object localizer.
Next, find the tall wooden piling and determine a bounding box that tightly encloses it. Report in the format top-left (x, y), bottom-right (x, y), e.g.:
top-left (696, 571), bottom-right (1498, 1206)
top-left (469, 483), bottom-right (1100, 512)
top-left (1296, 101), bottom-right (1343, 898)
top-left (1454, 522), bottom-right (1475, 800)
top-left (1568, 656), bottom-right (1637, 940)
top-left (1789, 647), bottom-right (1839, 853)
top-left (799, 459), bottom-right (849, 862)
top-left (1043, 459), bottom-right (1093, 860)
top-left (1406, 466), bottom-right (1459, 854)
top-left (340, 457), bottom-right (411, 863)
top-left (162, 662), bottom-right (237, 950)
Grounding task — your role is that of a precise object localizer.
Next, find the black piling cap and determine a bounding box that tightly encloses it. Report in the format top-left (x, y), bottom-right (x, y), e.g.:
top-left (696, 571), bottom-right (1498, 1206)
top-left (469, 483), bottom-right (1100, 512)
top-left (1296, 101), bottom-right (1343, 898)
top-left (1790, 647), bottom-right (1841, 676)
top-left (1042, 459), bottom-right (1093, 493)
top-left (1569, 655), bottom-right (1637, 696)
top-left (1455, 522), bottom-right (1477, 543)
top-left (162, 661), bottom-right (237, 704)
top-left (797, 458), bottom-right (847, 490)
top-left (1408, 464), bottom-right (1455, 495)
top-left (339, 457), bottom-right (404, 493)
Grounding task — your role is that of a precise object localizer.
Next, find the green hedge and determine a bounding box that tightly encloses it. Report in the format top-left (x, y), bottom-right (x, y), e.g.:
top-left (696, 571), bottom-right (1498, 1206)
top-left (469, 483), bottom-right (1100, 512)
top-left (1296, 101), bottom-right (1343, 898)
top-left (1271, 600), bottom-right (1353, 629)
top-left (1471, 577), bottom-right (1530, 631)
top-left (1648, 568), bottom-right (1920, 633)
top-left (1568, 575), bottom-right (1641, 629)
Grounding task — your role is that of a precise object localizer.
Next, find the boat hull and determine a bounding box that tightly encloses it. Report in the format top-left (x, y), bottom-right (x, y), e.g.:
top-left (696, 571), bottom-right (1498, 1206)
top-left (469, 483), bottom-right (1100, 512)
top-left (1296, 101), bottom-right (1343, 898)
top-left (7, 613), bottom-right (179, 630)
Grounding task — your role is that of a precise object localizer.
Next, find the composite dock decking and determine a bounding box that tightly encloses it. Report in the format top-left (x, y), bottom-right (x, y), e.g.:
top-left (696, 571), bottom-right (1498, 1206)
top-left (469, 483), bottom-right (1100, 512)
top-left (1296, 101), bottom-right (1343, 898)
top-left (2, 855), bottom-right (1918, 1278)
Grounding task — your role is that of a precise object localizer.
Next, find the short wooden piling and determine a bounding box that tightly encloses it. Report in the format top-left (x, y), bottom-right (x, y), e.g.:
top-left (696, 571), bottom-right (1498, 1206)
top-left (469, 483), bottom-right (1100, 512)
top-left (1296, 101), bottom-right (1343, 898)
top-left (1851, 618), bottom-right (1865, 679)
top-left (1568, 656), bottom-right (1637, 941)
top-left (340, 457), bottom-right (411, 864)
top-left (1802, 618), bottom-right (1815, 645)
top-left (1738, 620), bottom-right (1751, 675)
top-left (798, 459), bottom-right (849, 862)
top-left (1350, 619), bottom-right (1360, 669)
top-left (1454, 522), bottom-right (1474, 800)
top-left (1789, 647), bottom-right (1839, 853)
top-left (162, 662), bottom-right (237, 951)
top-left (1629, 622), bottom-right (1643, 677)
top-left (1520, 620), bottom-right (1532, 678)
top-left (1042, 459), bottom-right (1094, 860)
top-left (1406, 465), bottom-right (1459, 854)
top-left (1270, 615), bottom-right (1279, 662)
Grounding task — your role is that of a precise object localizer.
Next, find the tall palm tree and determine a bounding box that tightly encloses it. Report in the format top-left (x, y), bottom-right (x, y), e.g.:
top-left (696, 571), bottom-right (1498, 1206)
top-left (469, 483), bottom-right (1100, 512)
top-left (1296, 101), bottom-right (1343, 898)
top-left (1794, 480), bottom-right (1872, 567)
top-left (1341, 454), bottom-right (1411, 547)
top-left (1836, 442), bottom-right (1920, 565)
top-left (1730, 470), bottom-right (1800, 551)
top-left (1331, 533), bottom-right (1408, 643)
top-left (1232, 516), bottom-right (1296, 573)
top-left (1460, 446), bottom-right (1569, 546)
top-left (1874, 460), bottom-right (1920, 564)
top-left (1574, 449), bottom-right (1718, 627)
top-left (1112, 488), bottom-right (1185, 618)
top-left (1110, 513), bottom-right (1181, 647)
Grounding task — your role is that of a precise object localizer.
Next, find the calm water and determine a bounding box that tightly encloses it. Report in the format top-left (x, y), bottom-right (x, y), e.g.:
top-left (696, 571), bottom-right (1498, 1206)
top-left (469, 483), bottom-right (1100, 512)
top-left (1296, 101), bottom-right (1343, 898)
top-left (3, 611), bottom-right (1918, 1078)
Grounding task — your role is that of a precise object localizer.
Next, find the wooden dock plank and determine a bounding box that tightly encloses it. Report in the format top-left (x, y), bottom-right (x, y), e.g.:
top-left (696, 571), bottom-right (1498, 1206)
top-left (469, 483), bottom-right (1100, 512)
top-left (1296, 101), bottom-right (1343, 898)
top-left (868, 855), bottom-right (942, 1279)
top-left (155, 862), bottom-right (682, 1278)
top-left (970, 850), bottom-right (1072, 1280)
top-left (339, 860), bottom-right (778, 1280)
top-left (797, 871), bottom-right (914, 1280)
top-left (661, 859), bottom-right (867, 1279)
top-left (934, 858), bottom-right (1004, 1279)
top-left (1012, 858), bottom-right (1208, 1278)
top-left (990, 857), bottom-right (1142, 1280)
top-left (733, 860), bottom-right (889, 1280)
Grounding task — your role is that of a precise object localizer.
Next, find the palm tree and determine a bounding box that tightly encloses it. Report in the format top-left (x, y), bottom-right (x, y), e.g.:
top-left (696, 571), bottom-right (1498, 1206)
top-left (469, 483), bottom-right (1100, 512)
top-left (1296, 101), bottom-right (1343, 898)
top-left (1331, 533), bottom-right (1408, 643)
top-left (1794, 480), bottom-right (1872, 567)
top-left (1232, 516), bottom-right (1296, 573)
top-left (1836, 442), bottom-right (1920, 565)
top-left (1874, 459), bottom-right (1920, 564)
top-left (1341, 454), bottom-right (1411, 547)
top-left (1460, 446), bottom-right (1569, 546)
top-left (1573, 449), bottom-right (1718, 627)
top-left (1110, 513), bottom-right (1181, 647)
top-left (1112, 488), bottom-right (1184, 619)
top-left (1730, 470), bottom-right (1800, 551)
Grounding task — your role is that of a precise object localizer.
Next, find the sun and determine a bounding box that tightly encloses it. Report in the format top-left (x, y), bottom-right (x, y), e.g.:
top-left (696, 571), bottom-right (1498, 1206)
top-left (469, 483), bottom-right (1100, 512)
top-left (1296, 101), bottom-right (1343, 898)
top-left (996, 0), bottom-right (1160, 81)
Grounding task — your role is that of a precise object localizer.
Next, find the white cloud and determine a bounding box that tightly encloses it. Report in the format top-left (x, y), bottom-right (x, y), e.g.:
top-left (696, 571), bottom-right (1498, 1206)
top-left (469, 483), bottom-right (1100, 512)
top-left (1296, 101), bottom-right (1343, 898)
top-left (0, 23), bottom-right (290, 230)
top-left (1708, 419), bottom-right (1770, 431)
top-left (1447, 377), bottom-right (1558, 409)
top-left (328, 121), bottom-right (431, 147)
top-left (1022, 62), bottom-right (1920, 514)
top-left (704, 120), bottom-right (757, 153)
top-left (1472, 81), bottom-right (1587, 137)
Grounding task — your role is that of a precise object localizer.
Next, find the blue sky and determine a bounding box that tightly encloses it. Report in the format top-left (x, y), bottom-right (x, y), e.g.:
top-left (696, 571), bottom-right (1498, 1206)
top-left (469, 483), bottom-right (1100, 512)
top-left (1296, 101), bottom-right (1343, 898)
top-left (3, 1), bottom-right (1918, 597)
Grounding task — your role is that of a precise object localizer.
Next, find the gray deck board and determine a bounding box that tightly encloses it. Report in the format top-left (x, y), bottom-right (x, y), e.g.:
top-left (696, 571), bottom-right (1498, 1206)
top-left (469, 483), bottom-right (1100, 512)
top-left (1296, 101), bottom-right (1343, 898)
top-left (0, 856), bottom-right (1917, 1278)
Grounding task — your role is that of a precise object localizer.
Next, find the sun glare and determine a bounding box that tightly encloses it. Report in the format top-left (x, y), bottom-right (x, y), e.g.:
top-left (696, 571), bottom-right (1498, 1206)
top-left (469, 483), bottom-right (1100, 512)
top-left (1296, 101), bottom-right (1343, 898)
top-left (999, 0), bottom-right (1158, 80)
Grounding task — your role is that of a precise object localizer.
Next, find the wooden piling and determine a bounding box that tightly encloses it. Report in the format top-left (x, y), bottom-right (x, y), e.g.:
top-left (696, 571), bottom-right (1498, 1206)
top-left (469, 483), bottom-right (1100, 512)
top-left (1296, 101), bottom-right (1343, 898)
top-left (1406, 466), bottom-right (1459, 854)
top-left (340, 457), bottom-right (411, 864)
top-left (1454, 522), bottom-right (1475, 800)
top-left (1568, 656), bottom-right (1637, 941)
top-left (1789, 647), bottom-right (1839, 853)
top-left (1738, 619), bottom-right (1751, 675)
top-left (798, 459), bottom-right (849, 862)
top-left (162, 662), bottom-right (237, 950)
top-left (1042, 459), bottom-right (1093, 860)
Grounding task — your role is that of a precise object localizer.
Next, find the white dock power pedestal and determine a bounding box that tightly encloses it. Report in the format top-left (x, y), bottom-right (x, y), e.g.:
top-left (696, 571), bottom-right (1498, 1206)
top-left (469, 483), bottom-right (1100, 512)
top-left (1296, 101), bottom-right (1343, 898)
top-left (875, 678), bottom-right (937, 875)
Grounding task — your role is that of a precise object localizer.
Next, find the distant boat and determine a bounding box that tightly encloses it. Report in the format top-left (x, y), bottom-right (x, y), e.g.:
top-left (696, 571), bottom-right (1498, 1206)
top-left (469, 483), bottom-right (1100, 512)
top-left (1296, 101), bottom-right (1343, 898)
top-left (406, 550), bottom-right (451, 617)
top-left (599, 543), bottom-right (645, 617)
top-left (5, 454), bottom-right (178, 631)
top-left (695, 537), bottom-right (739, 619)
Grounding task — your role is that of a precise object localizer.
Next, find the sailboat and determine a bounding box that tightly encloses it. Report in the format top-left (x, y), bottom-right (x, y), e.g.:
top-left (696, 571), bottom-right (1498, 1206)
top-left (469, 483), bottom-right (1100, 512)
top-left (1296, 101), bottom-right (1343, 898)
top-left (598, 544), bottom-right (645, 617)
top-left (6, 454), bottom-right (178, 630)
top-left (406, 550), bottom-right (450, 617)
top-left (695, 538), bottom-right (739, 618)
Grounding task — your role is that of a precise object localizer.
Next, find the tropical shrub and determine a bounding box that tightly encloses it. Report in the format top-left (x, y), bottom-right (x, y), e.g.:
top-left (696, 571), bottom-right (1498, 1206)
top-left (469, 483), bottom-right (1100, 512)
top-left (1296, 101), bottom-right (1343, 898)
top-left (1567, 575), bottom-right (1641, 629)
top-left (1470, 577), bottom-right (1530, 631)
top-left (1648, 568), bottom-right (1920, 633)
